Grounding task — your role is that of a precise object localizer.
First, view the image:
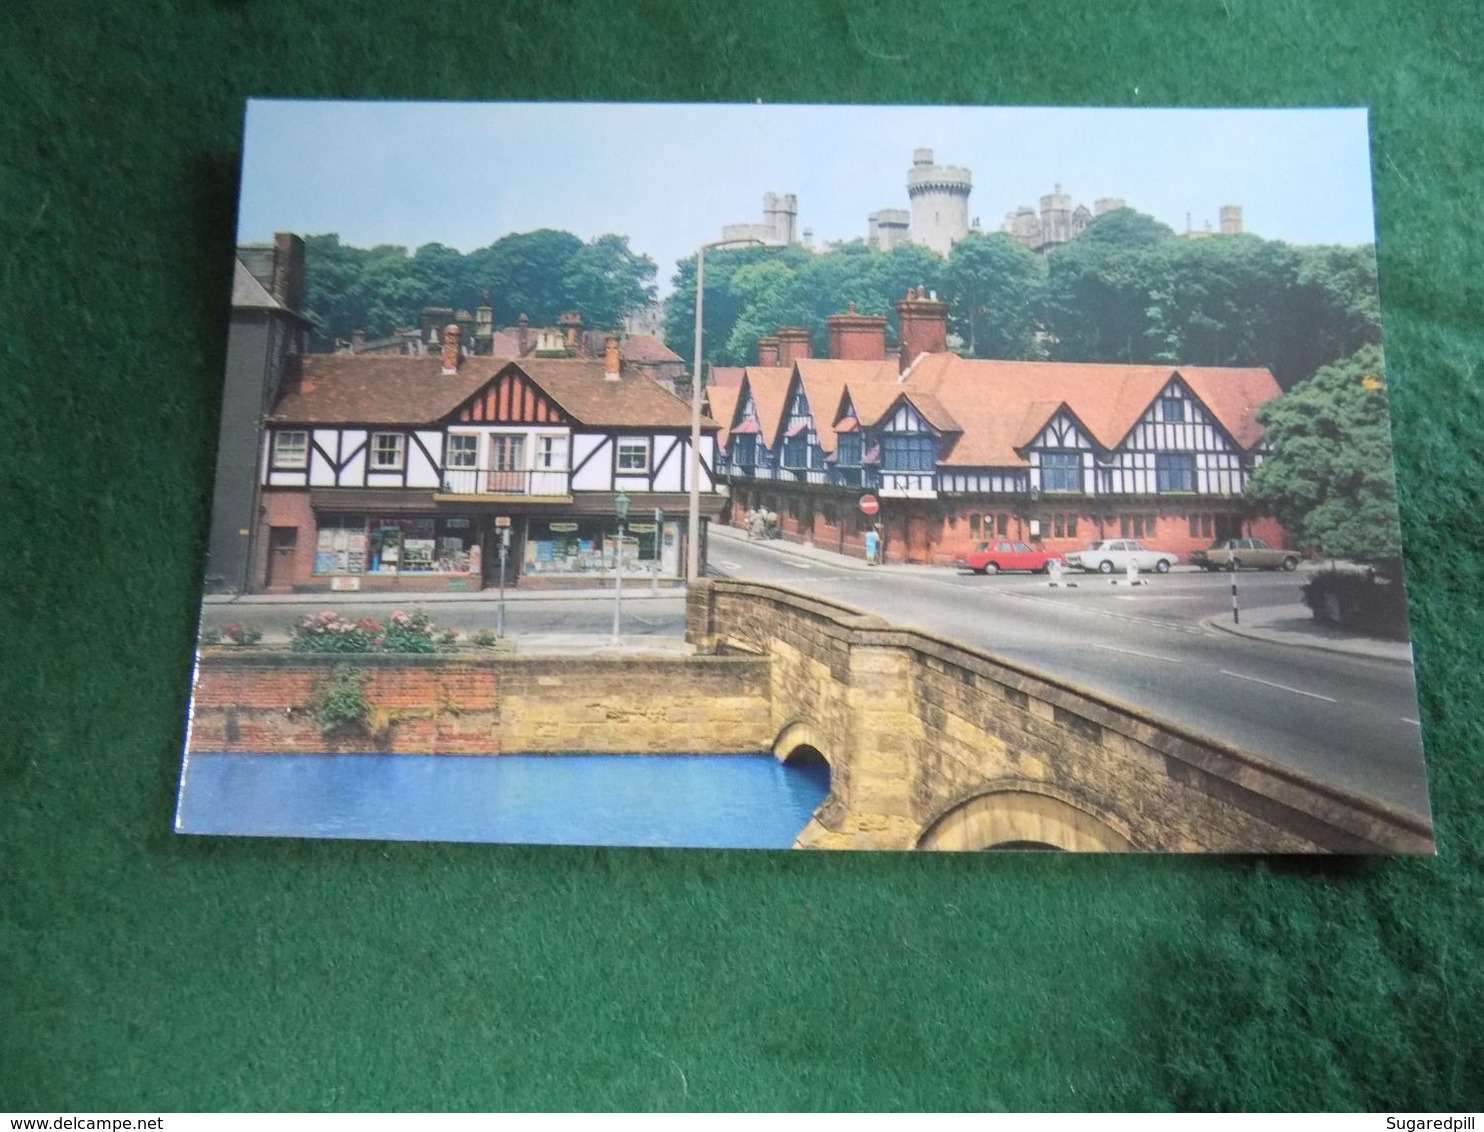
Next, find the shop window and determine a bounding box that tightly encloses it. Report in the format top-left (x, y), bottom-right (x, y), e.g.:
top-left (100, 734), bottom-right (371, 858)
top-left (272, 430), bottom-right (308, 469)
top-left (617, 437), bottom-right (650, 472)
top-left (370, 432), bottom-right (405, 471)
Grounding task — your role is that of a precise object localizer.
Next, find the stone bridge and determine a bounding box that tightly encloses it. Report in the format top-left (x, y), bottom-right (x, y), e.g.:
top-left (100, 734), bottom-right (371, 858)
top-left (686, 579), bottom-right (1432, 853)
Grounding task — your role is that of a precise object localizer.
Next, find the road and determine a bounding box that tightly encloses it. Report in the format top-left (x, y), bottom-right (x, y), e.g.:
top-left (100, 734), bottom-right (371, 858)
top-left (709, 536), bottom-right (1431, 820)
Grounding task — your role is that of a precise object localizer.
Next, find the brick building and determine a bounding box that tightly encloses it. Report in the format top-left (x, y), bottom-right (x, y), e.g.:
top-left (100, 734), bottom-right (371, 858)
top-left (720, 289), bottom-right (1287, 565)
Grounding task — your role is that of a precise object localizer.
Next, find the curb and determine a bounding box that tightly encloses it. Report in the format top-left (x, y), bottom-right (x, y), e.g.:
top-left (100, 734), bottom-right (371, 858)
top-left (1199, 612), bottom-right (1413, 666)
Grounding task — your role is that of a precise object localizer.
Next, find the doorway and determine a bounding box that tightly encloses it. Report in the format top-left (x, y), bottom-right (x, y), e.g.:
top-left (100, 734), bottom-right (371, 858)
top-left (265, 526), bottom-right (297, 590)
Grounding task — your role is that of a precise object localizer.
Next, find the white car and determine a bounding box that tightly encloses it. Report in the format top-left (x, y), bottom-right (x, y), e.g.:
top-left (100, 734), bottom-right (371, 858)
top-left (1064, 539), bottom-right (1179, 574)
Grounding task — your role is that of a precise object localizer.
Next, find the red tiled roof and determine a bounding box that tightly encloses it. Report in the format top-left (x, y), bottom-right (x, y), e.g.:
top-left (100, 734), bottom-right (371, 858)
top-left (902, 355), bottom-right (1279, 466)
top-left (794, 358), bottom-right (896, 454)
top-left (271, 355), bottom-right (713, 431)
top-left (738, 366), bottom-right (795, 449)
top-left (703, 384), bottom-right (741, 448)
top-left (707, 367), bottom-right (746, 388)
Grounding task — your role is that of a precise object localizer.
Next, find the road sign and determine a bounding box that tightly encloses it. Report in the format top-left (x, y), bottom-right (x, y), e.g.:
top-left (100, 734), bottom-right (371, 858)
top-left (859, 494), bottom-right (880, 516)
top-left (494, 516), bottom-right (511, 528)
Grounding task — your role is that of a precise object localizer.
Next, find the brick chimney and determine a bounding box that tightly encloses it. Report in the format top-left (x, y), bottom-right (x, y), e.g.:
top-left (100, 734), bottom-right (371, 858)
top-left (757, 336), bottom-right (780, 366)
top-left (826, 301), bottom-right (887, 360)
top-left (776, 326), bottom-right (813, 366)
top-left (603, 334), bottom-right (621, 381)
top-left (895, 285), bottom-right (948, 374)
top-left (516, 313), bottom-right (530, 356)
top-left (441, 323), bottom-right (461, 374)
top-left (558, 310), bottom-right (583, 349)
top-left (271, 232), bottom-right (306, 312)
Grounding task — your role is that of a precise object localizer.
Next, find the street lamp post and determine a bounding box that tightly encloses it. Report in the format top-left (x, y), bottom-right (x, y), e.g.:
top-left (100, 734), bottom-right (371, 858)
top-left (688, 237), bottom-right (764, 584)
top-left (612, 490), bottom-right (630, 645)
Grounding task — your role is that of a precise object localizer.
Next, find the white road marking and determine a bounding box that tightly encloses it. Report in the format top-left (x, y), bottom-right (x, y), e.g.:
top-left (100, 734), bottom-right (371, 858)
top-left (783, 561), bottom-right (813, 570)
top-left (1219, 670), bottom-right (1337, 702)
top-left (1402, 717), bottom-right (1420, 725)
top-left (1089, 644), bottom-right (1181, 663)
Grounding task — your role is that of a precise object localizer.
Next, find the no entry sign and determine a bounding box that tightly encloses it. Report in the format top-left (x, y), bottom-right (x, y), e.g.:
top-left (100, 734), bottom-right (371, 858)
top-left (859, 494), bottom-right (880, 516)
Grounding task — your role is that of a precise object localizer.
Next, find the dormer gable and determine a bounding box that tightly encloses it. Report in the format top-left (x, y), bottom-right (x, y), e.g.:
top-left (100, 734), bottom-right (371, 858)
top-left (448, 363), bottom-right (572, 426)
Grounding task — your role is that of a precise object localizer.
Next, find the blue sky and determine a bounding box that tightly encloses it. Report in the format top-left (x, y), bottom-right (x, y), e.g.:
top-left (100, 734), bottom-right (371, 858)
top-left (238, 101), bottom-right (1376, 295)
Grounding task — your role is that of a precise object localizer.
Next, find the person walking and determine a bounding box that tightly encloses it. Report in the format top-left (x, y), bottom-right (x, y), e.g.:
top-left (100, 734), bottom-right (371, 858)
top-left (864, 525), bottom-right (880, 566)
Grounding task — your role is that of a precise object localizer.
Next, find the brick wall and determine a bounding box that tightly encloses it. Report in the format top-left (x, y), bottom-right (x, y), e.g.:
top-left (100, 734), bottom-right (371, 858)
top-left (188, 651), bottom-right (771, 756)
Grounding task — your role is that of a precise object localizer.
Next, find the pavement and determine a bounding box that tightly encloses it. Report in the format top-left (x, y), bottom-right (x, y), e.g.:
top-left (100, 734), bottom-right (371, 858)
top-left (709, 523), bottom-right (1416, 665)
top-left (202, 586), bottom-right (679, 605)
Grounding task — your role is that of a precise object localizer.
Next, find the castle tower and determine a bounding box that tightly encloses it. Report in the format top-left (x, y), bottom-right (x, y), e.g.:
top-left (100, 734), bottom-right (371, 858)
top-left (1220, 204), bottom-right (1243, 235)
top-left (763, 192), bottom-right (798, 245)
top-left (906, 148), bottom-right (971, 257)
top-left (1039, 183), bottom-right (1075, 247)
top-left (868, 209), bottom-right (910, 251)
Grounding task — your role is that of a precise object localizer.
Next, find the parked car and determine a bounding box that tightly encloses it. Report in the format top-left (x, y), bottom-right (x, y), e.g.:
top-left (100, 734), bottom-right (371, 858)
top-left (952, 540), bottom-right (1054, 574)
top-left (1064, 539), bottom-right (1178, 574)
top-left (1189, 537), bottom-right (1300, 572)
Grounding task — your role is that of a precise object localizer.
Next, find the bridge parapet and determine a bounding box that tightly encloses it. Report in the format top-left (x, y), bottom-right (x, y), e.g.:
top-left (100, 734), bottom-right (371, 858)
top-left (687, 579), bottom-right (1433, 853)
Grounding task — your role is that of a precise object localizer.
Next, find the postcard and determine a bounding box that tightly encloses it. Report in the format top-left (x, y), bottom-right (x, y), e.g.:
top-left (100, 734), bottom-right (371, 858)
top-left (177, 101), bottom-right (1432, 853)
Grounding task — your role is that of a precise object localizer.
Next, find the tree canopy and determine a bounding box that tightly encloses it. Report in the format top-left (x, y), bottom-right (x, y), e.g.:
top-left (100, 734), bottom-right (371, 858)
top-left (300, 229), bottom-right (655, 349)
top-left (1244, 345), bottom-right (1402, 567)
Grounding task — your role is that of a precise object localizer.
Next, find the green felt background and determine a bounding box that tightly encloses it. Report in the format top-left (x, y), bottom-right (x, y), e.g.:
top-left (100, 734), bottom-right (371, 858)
top-left (3, 0), bottom-right (1482, 1112)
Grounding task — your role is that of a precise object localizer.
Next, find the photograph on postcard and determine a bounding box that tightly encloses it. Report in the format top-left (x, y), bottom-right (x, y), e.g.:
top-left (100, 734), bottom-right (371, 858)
top-left (176, 101), bottom-right (1432, 853)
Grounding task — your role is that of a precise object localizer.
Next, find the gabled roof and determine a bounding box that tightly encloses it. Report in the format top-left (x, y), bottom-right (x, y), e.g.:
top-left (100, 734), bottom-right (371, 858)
top-left (231, 259), bottom-right (284, 310)
top-left (269, 355), bottom-right (713, 430)
top-left (737, 366), bottom-right (794, 449)
top-left (793, 358), bottom-right (897, 454)
top-left (703, 384), bottom-right (741, 449)
top-left (707, 367), bottom-right (746, 389)
top-left (901, 355), bottom-right (1279, 467)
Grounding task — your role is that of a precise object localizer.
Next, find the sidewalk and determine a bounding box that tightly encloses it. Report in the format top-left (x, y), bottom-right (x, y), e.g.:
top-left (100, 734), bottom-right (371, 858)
top-left (1201, 604), bottom-right (1414, 665)
top-left (709, 522), bottom-right (917, 574)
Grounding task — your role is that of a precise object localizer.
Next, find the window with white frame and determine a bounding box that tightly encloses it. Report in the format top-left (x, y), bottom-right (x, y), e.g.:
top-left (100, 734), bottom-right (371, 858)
top-left (371, 432), bottom-right (405, 471)
top-left (1159, 396), bottom-right (1186, 423)
top-left (1040, 451), bottom-right (1081, 492)
top-left (272, 430), bottom-right (308, 468)
top-left (445, 433), bottom-right (479, 469)
top-left (537, 435), bottom-right (568, 470)
top-left (616, 437), bottom-right (650, 473)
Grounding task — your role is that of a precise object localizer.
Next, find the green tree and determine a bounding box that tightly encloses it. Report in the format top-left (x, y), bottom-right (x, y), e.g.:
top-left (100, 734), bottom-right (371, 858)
top-left (561, 233), bottom-right (657, 330)
top-left (1043, 208), bottom-right (1175, 362)
top-left (942, 231), bottom-right (1045, 358)
top-left (464, 229), bottom-right (585, 326)
top-left (1245, 345), bottom-right (1402, 568)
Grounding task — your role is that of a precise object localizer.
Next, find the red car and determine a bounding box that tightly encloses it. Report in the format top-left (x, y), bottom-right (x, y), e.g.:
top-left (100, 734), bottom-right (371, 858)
top-left (952, 540), bottom-right (1054, 575)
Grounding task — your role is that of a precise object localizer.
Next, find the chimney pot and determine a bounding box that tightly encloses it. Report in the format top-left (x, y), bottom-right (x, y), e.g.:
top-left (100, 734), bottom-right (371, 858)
top-left (441, 323), bottom-right (461, 374)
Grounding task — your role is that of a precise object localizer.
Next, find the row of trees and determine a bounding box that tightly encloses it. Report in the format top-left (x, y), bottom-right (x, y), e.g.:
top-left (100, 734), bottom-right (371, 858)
top-left (664, 209), bottom-right (1379, 390)
top-left (300, 230), bottom-right (657, 351)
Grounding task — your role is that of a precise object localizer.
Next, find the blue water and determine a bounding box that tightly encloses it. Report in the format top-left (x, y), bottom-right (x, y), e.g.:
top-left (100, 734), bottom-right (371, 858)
top-left (175, 752), bottom-right (831, 849)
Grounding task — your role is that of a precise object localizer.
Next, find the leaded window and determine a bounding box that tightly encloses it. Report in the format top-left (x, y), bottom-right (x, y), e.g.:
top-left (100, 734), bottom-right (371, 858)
top-left (1041, 451), bottom-right (1081, 492)
top-left (1155, 452), bottom-right (1196, 493)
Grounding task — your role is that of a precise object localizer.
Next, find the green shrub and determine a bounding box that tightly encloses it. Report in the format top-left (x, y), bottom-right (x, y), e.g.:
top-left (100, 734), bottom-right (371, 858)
top-left (1302, 570), bottom-right (1411, 639)
top-left (198, 625), bottom-right (223, 645)
top-left (220, 621), bottom-right (263, 646)
top-left (469, 628), bottom-right (500, 648)
top-left (315, 666), bottom-right (370, 736)
top-left (382, 610), bottom-right (438, 653)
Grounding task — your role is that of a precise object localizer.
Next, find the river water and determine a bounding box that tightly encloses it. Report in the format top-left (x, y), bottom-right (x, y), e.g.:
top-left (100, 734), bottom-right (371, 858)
top-left (175, 752), bottom-right (831, 849)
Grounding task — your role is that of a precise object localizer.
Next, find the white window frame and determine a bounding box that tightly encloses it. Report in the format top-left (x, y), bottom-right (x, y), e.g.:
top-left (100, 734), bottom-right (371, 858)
top-left (537, 433), bottom-right (569, 470)
top-left (445, 432), bottom-right (479, 469)
top-left (371, 432), bottom-right (405, 471)
top-left (272, 430), bottom-right (308, 469)
top-left (616, 437), bottom-right (651, 473)
top-left (489, 434), bottom-right (526, 472)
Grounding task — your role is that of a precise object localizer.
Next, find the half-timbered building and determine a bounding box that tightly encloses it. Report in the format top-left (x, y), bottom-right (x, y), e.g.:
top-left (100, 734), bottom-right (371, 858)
top-left (723, 294), bottom-right (1287, 565)
top-left (251, 333), bottom-right (722, 592)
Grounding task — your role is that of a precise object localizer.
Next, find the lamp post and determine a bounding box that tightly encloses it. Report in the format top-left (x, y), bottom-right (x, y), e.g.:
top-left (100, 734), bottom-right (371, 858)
top-left (611, 490), bottom-right (630, 645)
top-left (688, 237), bottom-right (765, 583)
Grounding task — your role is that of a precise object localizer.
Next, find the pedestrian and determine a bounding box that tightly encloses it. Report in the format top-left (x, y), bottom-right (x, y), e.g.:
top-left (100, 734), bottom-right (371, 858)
top-left (864, 525), bottom-right (880, 566)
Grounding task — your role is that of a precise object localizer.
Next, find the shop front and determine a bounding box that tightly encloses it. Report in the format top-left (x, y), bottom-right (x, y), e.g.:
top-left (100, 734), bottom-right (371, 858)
top-left (308, 513), bottom-right (485, 592)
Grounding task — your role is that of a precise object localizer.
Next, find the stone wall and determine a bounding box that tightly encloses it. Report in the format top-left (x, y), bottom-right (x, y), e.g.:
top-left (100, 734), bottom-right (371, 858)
top-left (687, 579), bottom-right (1433, 854)
top-left (189, 651), bottom-right (772, 756)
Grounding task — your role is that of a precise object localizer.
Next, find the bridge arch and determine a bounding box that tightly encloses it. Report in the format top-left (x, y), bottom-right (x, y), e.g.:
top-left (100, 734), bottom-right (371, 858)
top-left (771, 719), bottom-right (832, 768)
top-left (917, 784), bottom-right (1134, 852)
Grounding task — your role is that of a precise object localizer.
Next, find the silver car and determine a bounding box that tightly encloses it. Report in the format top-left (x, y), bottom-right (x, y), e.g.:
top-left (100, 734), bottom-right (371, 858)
top-left (1064, 539), bottom-right (1179, 574)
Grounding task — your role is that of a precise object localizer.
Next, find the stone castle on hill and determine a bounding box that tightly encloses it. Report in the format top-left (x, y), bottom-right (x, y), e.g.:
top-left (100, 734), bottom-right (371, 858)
top-left (721, 148), bottom-right (1244, 258)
